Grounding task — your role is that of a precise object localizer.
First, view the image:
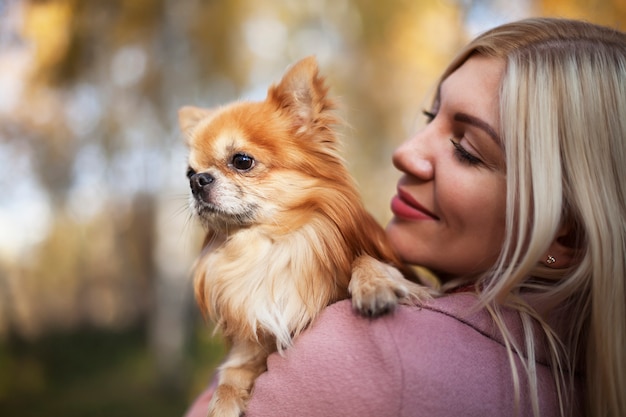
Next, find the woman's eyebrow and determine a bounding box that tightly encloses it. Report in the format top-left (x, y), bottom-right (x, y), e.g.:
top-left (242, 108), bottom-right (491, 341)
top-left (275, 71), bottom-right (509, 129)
top-left (454, 112), bottom-right (502, 147)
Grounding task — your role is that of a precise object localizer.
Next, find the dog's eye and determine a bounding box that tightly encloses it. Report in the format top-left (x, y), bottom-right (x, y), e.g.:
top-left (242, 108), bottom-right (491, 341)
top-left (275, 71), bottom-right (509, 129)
top-left (186, 166), bottom-right (196, 179)
top-left (231, 153), bottom-right (255, 171)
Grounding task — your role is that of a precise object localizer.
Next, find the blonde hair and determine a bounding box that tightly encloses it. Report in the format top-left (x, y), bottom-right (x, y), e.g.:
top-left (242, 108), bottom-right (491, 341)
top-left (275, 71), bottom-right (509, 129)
top-left (437, 18), bottom-right (626, 416)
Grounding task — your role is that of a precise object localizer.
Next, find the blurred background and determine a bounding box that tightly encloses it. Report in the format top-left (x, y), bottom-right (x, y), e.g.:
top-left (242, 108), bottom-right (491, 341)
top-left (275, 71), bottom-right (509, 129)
top-left (0, 0), bottom-right (623, 415)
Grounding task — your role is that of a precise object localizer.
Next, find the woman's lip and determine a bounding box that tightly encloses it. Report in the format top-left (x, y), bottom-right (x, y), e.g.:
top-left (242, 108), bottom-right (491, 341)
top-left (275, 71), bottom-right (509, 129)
top-left (391, 189), bottom-right (439, 220)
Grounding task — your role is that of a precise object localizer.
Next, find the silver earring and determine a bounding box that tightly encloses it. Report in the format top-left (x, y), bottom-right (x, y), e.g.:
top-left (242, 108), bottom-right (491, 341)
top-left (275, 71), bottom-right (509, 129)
top-left (546, 255), bottom-right (556, 265)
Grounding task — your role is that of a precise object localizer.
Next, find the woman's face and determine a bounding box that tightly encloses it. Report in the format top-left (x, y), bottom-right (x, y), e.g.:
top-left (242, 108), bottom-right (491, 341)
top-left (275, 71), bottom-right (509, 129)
top-left (387, 55), bottom-right (507, 282)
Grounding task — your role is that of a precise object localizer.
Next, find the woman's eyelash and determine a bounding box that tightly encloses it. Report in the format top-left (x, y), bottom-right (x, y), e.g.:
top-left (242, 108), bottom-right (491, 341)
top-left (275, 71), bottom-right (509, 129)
top-left (422, 109), bottom-right (436, 122)
top-left (450, 138), bottom-right (482, 166)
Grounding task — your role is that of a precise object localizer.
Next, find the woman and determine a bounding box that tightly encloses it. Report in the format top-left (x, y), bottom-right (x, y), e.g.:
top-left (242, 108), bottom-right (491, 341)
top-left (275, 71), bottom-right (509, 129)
top-left (185, 18), bottom-right (626, 416)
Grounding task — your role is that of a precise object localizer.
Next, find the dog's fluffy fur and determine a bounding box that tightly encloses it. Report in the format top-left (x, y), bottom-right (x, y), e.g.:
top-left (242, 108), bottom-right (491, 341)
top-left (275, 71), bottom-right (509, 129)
top-left (179, 56), bottom-right (429, 417)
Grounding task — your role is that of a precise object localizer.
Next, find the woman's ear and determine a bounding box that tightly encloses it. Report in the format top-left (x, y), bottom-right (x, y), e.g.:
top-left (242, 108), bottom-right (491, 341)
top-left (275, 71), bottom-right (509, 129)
top-left (543, 223), bottom-right (583, 268)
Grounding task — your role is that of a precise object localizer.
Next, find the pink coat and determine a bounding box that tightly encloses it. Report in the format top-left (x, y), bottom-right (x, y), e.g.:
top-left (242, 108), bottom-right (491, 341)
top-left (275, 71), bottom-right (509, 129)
top-left (185, 293), bottom-right (583, 417)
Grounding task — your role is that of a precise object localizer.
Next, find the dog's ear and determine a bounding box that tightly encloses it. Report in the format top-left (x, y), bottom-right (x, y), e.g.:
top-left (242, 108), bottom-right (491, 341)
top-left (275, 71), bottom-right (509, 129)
top-left (267, 56), bottom-right (336, 133)
top-left (178, 106), bottom-right (213, 141)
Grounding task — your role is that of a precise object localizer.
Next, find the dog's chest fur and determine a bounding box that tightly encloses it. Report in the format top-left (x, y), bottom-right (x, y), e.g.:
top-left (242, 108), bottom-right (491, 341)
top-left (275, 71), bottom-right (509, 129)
top-left (196, 223), bottom-right (347, 350)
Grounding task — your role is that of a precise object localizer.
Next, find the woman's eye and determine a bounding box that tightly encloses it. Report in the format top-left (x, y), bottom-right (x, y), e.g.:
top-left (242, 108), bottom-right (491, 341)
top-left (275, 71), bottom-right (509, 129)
top-left (231, 153), bottom-right (255, 171)
top-left (450, 138), bottom-right (482, 166)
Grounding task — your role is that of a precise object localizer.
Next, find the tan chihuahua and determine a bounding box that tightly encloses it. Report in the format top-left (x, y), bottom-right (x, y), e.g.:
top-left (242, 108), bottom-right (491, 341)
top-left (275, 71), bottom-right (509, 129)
top-left (179, 56), bottom-right (430, 417)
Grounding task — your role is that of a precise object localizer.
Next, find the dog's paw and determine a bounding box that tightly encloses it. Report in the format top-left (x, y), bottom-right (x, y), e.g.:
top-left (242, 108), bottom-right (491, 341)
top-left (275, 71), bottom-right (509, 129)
top-left (349, 255), bottom-right (431, 317)
top-left (207, 384), bottom-right (247, 417)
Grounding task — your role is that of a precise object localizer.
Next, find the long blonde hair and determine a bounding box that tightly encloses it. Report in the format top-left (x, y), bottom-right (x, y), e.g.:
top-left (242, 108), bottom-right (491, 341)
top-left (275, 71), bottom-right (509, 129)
top-left (437, 18), bottom-right (626, 416)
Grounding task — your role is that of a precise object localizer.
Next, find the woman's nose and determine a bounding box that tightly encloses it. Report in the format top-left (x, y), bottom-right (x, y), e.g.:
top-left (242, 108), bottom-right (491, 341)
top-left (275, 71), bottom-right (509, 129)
top-left (392, 133), bottom-right (435, 180)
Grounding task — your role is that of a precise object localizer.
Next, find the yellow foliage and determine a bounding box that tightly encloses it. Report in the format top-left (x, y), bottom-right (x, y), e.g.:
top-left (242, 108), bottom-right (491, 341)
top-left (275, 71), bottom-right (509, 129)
top-left (537, 0), bottom-right (626, 30)
top-left (22, 0), bottom-right (75, 81)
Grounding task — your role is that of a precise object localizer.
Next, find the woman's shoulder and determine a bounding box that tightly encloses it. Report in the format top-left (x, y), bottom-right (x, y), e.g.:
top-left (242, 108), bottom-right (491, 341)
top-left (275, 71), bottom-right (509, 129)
top-left (247, 293), bottom-right (545, 417)
top-left (261, 293), bottom-right (501, 377)
top-left (309, 293), bottom-right (505, 353)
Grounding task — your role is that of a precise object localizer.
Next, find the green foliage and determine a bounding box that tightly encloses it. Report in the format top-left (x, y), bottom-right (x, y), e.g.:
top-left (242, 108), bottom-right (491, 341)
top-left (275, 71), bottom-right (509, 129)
top-left (0, 323), bottom-right (225, 417)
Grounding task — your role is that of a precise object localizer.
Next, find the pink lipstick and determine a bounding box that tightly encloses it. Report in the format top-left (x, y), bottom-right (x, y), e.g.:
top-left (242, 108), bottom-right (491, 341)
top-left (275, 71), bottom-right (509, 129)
top-left (391, 189), bottom-right (438, 221)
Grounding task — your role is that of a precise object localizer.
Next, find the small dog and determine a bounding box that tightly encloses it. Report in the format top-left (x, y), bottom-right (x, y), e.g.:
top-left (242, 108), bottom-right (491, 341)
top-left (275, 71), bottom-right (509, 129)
top-left (179, 56), bottom-right (430, 417)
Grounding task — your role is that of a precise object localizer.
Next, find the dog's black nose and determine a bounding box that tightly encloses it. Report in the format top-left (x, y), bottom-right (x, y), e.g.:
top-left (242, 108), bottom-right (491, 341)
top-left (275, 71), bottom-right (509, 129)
top-left (190, 172), bottom-right (214, 196)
